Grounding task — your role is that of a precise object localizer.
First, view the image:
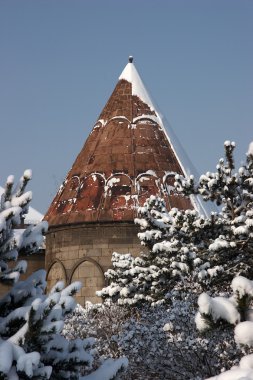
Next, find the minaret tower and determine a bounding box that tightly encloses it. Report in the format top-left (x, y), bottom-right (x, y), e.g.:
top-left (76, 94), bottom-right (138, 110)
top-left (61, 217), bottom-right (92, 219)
top-left (44, 57), bottom-right (198, 304)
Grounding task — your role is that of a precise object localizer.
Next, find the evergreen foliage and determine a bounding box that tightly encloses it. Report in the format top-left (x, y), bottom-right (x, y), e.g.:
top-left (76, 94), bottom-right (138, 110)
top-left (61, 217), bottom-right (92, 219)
top-left (98, 141), bottom-right (253, 305)
top-left (0, 171), bottom-right (127, 380)
top-left (64, 296), bottom-right (246, 380)
top-left (196, 275), bottom-right (253, 379)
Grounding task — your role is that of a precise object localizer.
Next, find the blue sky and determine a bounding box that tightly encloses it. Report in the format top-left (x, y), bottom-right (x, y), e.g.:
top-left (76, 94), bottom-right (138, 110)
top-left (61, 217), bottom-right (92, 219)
top-left (0, 0), bottom-right (252, 213)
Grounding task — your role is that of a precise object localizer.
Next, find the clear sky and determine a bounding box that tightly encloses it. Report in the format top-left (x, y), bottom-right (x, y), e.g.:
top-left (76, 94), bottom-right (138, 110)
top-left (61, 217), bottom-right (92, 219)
top-left (0, 0), bottom-right (252, 213)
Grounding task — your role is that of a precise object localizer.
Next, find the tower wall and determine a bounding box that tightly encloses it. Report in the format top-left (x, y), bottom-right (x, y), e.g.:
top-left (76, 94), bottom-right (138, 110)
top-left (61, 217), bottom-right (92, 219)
top-left (0, 253), bottom-right (45, 299)
top-left (46, 222), bottom-right (142, 305)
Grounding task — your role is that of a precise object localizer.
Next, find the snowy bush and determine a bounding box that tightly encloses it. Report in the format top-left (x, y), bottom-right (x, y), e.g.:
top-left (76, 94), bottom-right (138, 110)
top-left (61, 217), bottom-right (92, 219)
top-left (0, 172), bottom-right (127, 380)
top-left (64, 295), bottom-right (245, 380)
top-left (94, 141), bottom-right (253, 378)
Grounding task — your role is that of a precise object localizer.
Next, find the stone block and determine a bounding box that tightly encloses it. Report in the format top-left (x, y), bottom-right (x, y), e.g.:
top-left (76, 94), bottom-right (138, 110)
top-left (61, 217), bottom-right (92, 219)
top-left (95, 241), bottom-right (109, 249)
top-left (114, 247), bottom-right (131, 254)
top-left (108, 237), bottom-right (133, 244)
top-left (79, 238), bottom-right (93, 247)
top-left (101, 248), bottom-right (114, 256)
top-left (62, 231), bottom-right (73, 243)
top-left (85, 277), bottom-right (98, 287)
top-left (108, 242), bottom-right (133, 248)
top-left (98, 256), bottom-right (112, 268)
top-left (78, 249), bottom-right (88, 258)
top-left (85, 248), bottom-right (102, 257)
top-left (67, 250), bottom-right (79, 260)
top-left (88, 296), bottom-right (102, 304)
top-left (62, 259), bottom-right (74, 270)
top-left (79, 266), bottom-right (95, 277)
top-left (82, 287), bottom-right (97, 297)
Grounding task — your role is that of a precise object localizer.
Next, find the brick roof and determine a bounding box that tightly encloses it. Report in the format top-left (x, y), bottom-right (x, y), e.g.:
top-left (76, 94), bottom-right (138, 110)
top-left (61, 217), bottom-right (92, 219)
top-left (44, 58), bottom-right (193, 226)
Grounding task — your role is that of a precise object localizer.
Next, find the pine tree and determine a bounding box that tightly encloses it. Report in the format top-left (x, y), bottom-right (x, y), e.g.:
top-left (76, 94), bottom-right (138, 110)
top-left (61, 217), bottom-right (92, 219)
top-left (175, 140), bottom-right (253, 284)
top-left (99, 141), bottom-right (253, 305)
top-left (0, 171), bottom-right (127, 379)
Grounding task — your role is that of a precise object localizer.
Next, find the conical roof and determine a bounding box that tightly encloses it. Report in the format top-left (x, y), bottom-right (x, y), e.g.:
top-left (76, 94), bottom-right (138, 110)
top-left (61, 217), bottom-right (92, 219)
top-left (45, 58), bottom-right (199, 226)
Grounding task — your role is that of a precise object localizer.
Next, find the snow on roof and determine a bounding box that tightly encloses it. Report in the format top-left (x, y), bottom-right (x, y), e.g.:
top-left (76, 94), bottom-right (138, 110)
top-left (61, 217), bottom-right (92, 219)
top-left (119, 58), bottom-right (214, 216)
top-left (119, 59), bottom-right (156, 113)
top-left (154, 111), bottom-right (216, 216)
top-left (0, 186), bottom-right (43, 224)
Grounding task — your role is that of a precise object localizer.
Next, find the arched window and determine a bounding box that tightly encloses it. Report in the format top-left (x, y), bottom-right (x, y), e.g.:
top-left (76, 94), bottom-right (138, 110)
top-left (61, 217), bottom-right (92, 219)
top-left (46, 260), bottom-right (67, 292)
top-left (69, 258), bottom-right (105, 305)
top-left (104, 174), bottom-right (134, 219)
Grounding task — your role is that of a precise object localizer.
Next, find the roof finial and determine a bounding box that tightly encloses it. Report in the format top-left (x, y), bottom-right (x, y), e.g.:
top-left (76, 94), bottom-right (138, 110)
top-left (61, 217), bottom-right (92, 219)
top-left (128, 56), bottom-right (133, 63)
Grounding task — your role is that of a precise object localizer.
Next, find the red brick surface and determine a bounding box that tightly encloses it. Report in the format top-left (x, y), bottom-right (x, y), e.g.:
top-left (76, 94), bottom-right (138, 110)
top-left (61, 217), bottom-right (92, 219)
top-left (45, 78), bottom-right (192, 226)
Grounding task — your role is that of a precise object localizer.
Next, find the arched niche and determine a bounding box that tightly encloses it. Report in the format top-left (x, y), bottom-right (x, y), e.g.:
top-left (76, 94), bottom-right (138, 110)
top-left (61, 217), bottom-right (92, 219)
top-left (136, 173), bottom-right (160, 206)
top-left (108, 116), bottom-right (131, 129)
top-left (75, 173), bottom-right (105, 211)
top-left (105, 174), bottom-right (134, 211)
top-left (69, 258), bottom-right (105, 306)
top-left (93, 119), bottom-right (106, 130)
top-left (46, 260), bottom-right (67, 293)
top-left (65, 176), bottom-right (80, 197)
top-left (55, 176), bottom-right (80, 214)
top-left (101, 117), bottom-right (132, 140)
top-left (133, 115), bottom-right (159, 126)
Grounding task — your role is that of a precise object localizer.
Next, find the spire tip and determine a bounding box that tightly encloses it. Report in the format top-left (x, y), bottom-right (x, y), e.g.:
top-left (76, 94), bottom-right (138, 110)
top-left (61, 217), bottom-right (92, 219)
top-left (128, 56), bottom-right (133, 63)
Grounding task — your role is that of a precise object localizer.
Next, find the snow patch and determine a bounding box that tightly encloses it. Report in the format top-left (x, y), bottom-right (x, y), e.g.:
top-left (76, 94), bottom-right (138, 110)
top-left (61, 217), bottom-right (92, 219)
top-left (235, 321), bottom-right (253, 346)
top-left (0, 186), bottom-right (43, 224)
top-left (197, 293), bottom-right (240, 327)
top-left (80, 357), bottom-right (128, 380)
top-left (231, 276), bottom-right (253, 299)
top-left (119, 62), bottom-right (155, 112)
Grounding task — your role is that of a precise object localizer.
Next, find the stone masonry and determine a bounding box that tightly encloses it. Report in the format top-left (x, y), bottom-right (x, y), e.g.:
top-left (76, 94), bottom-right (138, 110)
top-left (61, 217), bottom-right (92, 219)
top-left (46, 223), bottom-right (141, 304)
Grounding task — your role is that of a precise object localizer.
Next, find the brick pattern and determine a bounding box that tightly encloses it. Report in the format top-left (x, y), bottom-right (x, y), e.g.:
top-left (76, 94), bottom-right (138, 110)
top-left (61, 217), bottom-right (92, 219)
top-left (44, 77), bottom-right (192, 226)
top-left (98, 80), bottom-right (133, 121)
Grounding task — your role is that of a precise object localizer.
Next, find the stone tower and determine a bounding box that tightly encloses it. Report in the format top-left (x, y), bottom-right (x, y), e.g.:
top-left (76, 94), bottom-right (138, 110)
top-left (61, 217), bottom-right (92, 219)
top-left (44, 57), bottom-right (203, 305)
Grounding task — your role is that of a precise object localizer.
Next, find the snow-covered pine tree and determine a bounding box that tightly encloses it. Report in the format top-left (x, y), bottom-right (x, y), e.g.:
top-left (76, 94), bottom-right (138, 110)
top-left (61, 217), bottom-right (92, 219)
top-left (99, 141), bottom-right (253, 305)
top-left (97, 197), bottom-right (207, 305)
top-left (174, 140), bottom-right (253, 287)
top-left (0, 171), bottom-right (127, 379)
top-left (0, 169), bottom-right (46, 284)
